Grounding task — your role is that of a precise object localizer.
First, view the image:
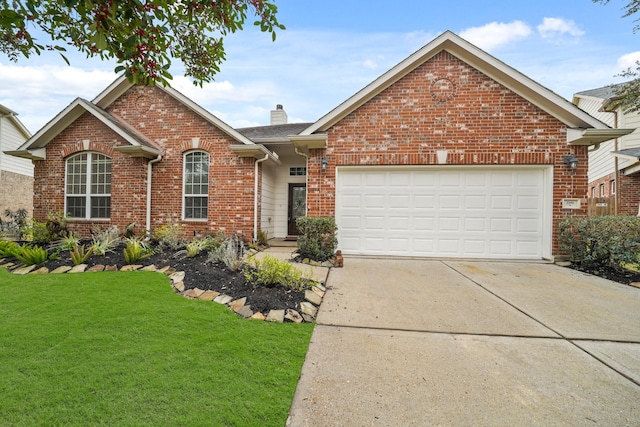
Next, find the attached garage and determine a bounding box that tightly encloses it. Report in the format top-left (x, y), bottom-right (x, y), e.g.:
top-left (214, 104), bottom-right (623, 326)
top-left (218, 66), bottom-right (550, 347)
top-left (336, 166), bottom-right (553, 259)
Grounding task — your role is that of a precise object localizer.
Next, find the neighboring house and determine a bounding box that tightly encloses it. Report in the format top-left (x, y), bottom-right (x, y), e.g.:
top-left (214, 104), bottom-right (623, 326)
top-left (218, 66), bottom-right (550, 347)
top-left (7, 31), bottom-right (630, 260)
top-left (573, 84), bottom-right (640, 215)
top-left (0, 104), bottom-right (33, 217)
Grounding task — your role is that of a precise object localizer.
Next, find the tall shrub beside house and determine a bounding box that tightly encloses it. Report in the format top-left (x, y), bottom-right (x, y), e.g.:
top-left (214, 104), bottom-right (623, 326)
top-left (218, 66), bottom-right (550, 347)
top-left (296, 217), bottom-right (337, 262)
top-left (558, 215), bottom-right (640, 270)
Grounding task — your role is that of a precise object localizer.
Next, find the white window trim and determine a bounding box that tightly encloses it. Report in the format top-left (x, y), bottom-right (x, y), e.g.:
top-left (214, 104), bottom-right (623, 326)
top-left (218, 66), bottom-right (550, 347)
top-left (64, 152), bottom-right (111, 219)
top-left (182, 150), bottom-right (210, 221)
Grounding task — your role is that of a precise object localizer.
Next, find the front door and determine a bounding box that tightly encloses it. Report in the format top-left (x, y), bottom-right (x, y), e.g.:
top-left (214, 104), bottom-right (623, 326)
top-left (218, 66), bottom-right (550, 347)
top-left (288, 183), bottom-right (306, 235)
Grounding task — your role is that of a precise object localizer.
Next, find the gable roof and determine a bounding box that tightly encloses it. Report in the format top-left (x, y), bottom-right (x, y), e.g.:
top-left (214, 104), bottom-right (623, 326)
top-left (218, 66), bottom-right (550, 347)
top-left (8, 98), bottom-right (162, 160)
top-left (300, 30), bottom-right (630, 145)
top-left (9, 75), bottom-right (267, 161)
top-left (93, 76), bottom-right (256, 146)
top-left (0, 104), bottom-right (31, 139)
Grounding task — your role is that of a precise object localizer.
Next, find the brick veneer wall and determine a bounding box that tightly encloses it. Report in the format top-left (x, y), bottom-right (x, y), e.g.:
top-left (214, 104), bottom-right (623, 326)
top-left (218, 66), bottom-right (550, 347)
top-left (33, 85), bottom-right (256, 239)
top-left (306, 51), bottom-right (588, 255)
top-left (617, 173), bottom-right (640, 216)
top-left (588, 172), bottom-right (616, 199)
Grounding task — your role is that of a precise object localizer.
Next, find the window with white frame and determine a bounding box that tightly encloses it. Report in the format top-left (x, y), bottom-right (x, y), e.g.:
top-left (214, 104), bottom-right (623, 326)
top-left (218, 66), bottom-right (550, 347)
top-left (599, 183), bottom-right (605, 197)
top-left (65, 152), bottom-right (112, 219)
top-left (183, 151), bottom-right (210, 219)
top-left (610, 180), bottom-right (616, 195)
top-left (591, 187), bottom-right (596, 198)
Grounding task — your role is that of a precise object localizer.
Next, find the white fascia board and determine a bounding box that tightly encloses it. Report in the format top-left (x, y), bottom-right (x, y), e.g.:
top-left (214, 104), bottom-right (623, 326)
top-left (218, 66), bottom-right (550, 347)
top-left (230, 144), bottom-right (281, 165)
top-left (289, 134), bottom-right (328, 149)
top-left (92, 75), bottom-right (132, 107)
top-left (567, 128), bottom-right (635, 146)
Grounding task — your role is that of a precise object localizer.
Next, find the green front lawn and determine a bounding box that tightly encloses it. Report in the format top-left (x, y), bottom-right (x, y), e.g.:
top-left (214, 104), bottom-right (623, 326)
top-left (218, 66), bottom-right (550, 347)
top-left (0, 268), bottom-right (313, 426)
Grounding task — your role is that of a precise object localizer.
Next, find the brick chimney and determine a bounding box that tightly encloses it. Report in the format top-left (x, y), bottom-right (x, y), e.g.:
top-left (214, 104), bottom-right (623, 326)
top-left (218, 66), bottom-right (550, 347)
top-left (270, 104), bottom-right (288, 125)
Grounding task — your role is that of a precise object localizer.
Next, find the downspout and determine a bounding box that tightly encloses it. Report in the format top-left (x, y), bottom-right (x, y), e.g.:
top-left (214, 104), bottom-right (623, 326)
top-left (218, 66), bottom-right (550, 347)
top-left (254, 154), bottom-right (269, 242)
top-left (146, 154), bottom-right (163, 238)
top-left (613, 110), bottom-right (619, 214)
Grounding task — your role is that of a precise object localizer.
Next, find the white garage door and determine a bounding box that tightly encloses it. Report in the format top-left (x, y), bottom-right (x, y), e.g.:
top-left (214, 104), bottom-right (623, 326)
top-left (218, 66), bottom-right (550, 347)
top-left (336, 167), bottom-right (551, 259)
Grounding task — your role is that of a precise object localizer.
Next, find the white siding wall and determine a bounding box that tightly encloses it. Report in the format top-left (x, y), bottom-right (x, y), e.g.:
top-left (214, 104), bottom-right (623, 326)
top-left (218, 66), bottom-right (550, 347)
top-left (0, 117), bottom-right (33, 177)
top-left (260, 164), bottom-right (277, 239)
top-left (260, 153), bottom-right (306, 239)
top-left (575, 96), bottom-right (615, 183)
top-left (618, 110), bottom-right (640, 170)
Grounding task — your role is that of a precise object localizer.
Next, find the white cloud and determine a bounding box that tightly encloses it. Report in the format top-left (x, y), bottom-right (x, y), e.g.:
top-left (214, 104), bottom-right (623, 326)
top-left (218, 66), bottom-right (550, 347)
top-left (537, 17), bottom-right (584, 39)
top-left (459, 21), bottom-right (532, 51)
top-left (617, 51), bottom-right (640, 69)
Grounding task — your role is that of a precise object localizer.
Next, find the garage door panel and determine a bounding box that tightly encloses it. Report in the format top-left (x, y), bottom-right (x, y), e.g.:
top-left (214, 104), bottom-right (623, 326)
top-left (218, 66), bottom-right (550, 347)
top-left (336, 167), bottom-right (547, 259)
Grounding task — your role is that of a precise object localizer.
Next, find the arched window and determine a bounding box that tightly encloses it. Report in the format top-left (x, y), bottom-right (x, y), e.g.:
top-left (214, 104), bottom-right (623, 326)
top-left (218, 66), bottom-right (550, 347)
top-left (65, 152), bottom-right (112, 219)
top-left (183, 151), bottom-right (210, 219)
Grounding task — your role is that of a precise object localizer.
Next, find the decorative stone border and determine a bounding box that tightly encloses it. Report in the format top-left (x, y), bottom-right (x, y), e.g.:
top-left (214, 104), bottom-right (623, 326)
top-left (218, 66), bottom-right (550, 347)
top-left (0, 259), bottom-right (325, 323)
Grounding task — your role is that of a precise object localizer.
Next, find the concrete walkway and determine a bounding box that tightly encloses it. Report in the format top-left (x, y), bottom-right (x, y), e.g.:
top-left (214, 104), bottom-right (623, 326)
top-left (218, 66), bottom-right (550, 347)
top-left (286, 258), bottom-right (640, 426)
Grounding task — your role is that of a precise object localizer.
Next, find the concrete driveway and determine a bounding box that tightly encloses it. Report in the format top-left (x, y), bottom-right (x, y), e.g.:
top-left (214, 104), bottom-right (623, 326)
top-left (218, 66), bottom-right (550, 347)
top-left (287, 259), bottom-right (640, 426)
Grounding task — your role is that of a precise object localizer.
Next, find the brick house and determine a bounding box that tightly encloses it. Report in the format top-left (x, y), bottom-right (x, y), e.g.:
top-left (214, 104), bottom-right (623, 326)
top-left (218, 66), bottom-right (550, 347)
top-left (8, 31), bottom-right (629, 259)
top-left (573, 84), bottom-right (640, 215)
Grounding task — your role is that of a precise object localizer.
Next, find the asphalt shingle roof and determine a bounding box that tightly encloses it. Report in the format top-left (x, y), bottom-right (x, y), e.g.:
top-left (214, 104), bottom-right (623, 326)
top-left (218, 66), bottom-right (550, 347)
top-left (236, 123), bottom-right (312, 140)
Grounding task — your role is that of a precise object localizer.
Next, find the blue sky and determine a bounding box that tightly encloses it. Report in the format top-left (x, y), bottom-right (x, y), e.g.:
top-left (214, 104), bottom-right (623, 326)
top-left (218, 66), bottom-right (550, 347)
top-left (1, 0), bottom-right (639, 133)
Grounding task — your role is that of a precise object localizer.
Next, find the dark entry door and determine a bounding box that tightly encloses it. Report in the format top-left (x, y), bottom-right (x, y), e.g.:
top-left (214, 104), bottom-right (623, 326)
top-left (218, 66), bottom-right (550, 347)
top-left (288, 183), bottom-right (306, 235)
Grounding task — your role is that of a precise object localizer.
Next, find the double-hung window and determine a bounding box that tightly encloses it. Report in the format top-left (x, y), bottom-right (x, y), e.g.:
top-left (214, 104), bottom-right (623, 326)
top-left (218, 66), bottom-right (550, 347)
top-left (65, 152), bottom-right (112, 219)
top-left (183, 151), bottom-right (210, 219)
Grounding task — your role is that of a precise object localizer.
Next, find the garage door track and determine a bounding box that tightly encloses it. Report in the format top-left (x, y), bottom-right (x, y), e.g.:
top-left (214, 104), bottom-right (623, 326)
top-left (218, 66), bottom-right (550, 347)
top-left (287, 259), bottom-right (640, 426)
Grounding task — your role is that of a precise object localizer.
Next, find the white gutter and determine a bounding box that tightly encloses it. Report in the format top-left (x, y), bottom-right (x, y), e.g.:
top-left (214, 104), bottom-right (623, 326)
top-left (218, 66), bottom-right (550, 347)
top-left (253, 153), bottom-right (269, 242)
top-left (146, 154), bottom-right (163, 237)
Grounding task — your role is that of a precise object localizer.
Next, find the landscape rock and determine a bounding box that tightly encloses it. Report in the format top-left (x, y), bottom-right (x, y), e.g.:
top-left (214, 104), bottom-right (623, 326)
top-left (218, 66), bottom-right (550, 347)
top-left (30, 267), bottom-right (50, 274)
top-left (105, 265), bottom-right (118, 271)
top-left (630, 282), bottom-right (640, 289)
top-left (120, 265), bottom-right (142, 271)
top-left (69, 264), bottom-right (88, 273)
top-left (173, 281), bottom-right (185, 292)
top-left (230, 297), bottom-right (248, 312)
top-left (214, 294), bottom-right (233, 305)
top-left (235, 305), bottom-right (254, 318)
top-left (310, 285), bottom-right (325, 299)
top-left (162, 266), bottom-right (177, 275)
top-left (302, 313), bottom-right (315, 323)
top-left (183, 288), bottom-right (204, 298)
top-left (251, 312), bottom-right (266, 321)
top-left (314, 283), bottom-right (327, 292)
top-left (141, 265), bottom-right (157, 271)
top-left (300, 301), bottom-right (318, 317)
top-left (13, 265), bottom-right (36, 274)
top-left (51, 266), bottom-right (72, 274)
top-left (555, 261), bottom-right (572, 267)
top-left (266, 309), bottom-right (285, 323)
top-left (198, 290), bottom-right (220, 300)
top-left (305, 289), bottom-right (323, 306)
top-left (0, 262), bottom-right (16, 270)
top-left (169, 271), bottom-right (185, 282)
top-left (87, 265), bottom-right (105, 272)
top-left (285, 309), bottom-right (303, 323)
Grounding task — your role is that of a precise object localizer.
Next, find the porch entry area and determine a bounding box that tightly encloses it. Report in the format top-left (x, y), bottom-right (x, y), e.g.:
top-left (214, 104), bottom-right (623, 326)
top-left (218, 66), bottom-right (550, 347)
top-left (287, 183), bottom-right (306, 238)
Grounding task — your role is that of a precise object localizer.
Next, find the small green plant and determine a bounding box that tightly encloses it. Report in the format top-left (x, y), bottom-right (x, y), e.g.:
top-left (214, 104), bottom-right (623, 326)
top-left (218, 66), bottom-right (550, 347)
top-left (296, 217), bottom-right (338, 261)
top-left (151, 223), bottom-right (185, 250)
top-left (0, 240), bottom-right (20, 258)
top-left (244, 255), bottom-right (311, 291)
top-left (123, 238), bottom-right (153, 264)
top-left (14, 244), bottom-right (49, 266)
top-left (28, 211), bottom-right (72, 244)
top-left (59, 233), bottom-right (80, 250)
top-left (1, 208), bottom-right (28, 240)
top-left (91, 226), bottom-right (121, 255)
top-left (256, 230), bottom-right (269, 247)
top-left (69, 243), bottom-right (94, 266)
top-left (206, 234), bottom-right (245, 271)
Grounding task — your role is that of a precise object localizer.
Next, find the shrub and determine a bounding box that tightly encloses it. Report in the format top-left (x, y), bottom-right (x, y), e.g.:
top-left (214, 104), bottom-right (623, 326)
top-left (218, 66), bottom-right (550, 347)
top-left (14, 244), bottom-right (49, 266)
top-left (69, 243), bottom-right (94, 266)
top-left (28, 212), bottom-right (71, 244)
top-left (1, 208), bottom-right (28, 240)
top-left (296, 217), bottom-right (338, 261)
top-left (558, 215), bottom-right (640, 271)
top-left (59, 233), bottom-right (80, 251)
top-left (206, 234), bottom-right (245, 271)
top-left (256, 230), bottom-right (269, 247)
top-left (244, 255), bottom-right (311, 291)
top-left (123, 238), bottom-right (153, 264)
top-left (151, 223), bottom-right (185, 250)
top-left (91, 226), bottom-right (121, 255)
top-left (177, 238), bottom-right (211, 258)
top-left (0, 240), bottom-right (20, 258)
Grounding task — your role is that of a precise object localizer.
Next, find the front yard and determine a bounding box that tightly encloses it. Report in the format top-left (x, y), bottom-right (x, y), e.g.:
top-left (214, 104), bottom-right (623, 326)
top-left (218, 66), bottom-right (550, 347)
top-left (0, 268), bottom-right (313, 426)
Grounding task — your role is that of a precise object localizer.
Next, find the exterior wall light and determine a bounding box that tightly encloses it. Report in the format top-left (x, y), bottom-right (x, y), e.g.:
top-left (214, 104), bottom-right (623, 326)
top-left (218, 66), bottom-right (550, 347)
top-left (321, 157), bottom-right (328, 171)
top-left (563, 154), bottom-right (578, 170)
